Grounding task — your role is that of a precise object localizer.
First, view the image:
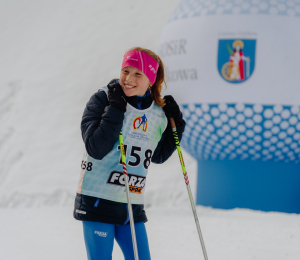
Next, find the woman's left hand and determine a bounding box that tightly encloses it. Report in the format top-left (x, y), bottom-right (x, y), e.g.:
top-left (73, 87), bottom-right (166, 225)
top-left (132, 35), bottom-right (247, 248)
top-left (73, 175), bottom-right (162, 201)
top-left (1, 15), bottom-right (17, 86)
top-left (163, 95), bottom-right (184, 125)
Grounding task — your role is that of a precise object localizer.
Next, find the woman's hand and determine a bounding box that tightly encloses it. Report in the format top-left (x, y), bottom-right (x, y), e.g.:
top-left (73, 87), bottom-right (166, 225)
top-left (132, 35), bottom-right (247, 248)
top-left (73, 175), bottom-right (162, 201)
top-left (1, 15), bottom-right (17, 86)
top-left (107, 82), bottom-right (127, 112)
top-left (163, 95), bottom-right (184, 125)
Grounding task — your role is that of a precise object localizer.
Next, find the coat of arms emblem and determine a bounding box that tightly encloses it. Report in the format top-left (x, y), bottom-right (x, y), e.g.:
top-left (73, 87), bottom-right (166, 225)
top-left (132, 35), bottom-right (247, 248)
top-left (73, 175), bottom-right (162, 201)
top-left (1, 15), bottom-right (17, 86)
top-left (218, 39), bottom-right (256, 83)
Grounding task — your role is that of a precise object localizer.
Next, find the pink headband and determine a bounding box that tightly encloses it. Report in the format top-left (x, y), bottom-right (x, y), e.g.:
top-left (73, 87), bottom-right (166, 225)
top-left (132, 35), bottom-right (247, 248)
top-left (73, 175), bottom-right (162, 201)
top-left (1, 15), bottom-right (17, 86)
top-left (121, 50), bottom-right (159, 85)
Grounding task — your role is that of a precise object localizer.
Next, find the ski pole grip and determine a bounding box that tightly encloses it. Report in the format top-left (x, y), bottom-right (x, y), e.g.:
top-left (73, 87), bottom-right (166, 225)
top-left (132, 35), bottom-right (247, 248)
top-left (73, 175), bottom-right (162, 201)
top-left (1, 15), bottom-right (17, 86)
top-left (169, 117), bottom-right (176, 129)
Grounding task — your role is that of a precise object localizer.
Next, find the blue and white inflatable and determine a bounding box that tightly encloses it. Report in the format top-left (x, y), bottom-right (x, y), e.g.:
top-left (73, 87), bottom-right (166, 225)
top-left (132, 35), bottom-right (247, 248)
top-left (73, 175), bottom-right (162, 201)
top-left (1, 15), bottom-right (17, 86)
top-left (159, 0), bottom-right (300, 213)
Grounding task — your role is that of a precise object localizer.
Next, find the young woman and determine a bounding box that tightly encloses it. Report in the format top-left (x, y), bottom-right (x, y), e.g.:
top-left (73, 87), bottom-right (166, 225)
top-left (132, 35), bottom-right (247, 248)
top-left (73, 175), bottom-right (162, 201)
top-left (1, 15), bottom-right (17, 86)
top-left (74, 47), bottom-right (185, 260)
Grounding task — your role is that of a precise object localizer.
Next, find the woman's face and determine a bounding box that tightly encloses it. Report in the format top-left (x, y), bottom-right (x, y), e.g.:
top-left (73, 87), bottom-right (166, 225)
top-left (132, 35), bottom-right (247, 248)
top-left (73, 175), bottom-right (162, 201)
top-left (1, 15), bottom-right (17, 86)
top-left (119, 66), bottom-right (151, 97)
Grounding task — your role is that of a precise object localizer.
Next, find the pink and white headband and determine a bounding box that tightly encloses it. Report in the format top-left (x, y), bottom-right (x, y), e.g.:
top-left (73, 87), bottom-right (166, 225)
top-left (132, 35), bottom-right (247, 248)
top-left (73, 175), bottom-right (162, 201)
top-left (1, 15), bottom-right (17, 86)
top-left (121, 50), bottom-right (159, 85)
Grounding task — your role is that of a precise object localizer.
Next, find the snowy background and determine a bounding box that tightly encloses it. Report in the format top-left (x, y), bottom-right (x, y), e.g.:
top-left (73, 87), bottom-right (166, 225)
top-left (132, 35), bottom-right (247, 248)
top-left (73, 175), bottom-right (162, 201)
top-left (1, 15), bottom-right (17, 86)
top-left (0, 0), bottom-right (299, 259)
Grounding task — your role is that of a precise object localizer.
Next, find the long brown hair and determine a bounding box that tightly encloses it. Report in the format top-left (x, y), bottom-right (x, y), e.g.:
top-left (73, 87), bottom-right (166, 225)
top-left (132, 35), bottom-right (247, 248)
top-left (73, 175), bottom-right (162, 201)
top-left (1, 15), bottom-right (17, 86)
top-left (128, 47), bottom-right (166, 107)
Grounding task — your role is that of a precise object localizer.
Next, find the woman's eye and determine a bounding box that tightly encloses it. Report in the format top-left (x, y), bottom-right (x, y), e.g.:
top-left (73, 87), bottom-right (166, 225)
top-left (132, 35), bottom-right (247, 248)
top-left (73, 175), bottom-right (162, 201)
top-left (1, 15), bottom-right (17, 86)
top-left (136, 73), bottom-right (141, 76)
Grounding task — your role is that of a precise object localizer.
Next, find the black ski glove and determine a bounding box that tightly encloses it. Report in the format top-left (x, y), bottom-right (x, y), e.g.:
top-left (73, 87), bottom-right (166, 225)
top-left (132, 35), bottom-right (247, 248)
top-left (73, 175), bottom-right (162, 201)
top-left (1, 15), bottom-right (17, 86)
top-left (163, 95), bottom-right (184, 125)
top-left (107, 82), bottom-right (127, 112)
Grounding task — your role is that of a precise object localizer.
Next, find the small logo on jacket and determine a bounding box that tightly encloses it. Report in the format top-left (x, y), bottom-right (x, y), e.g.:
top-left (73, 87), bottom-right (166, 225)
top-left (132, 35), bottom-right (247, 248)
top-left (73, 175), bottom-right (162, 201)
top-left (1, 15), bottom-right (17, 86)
top-left (133, 114), bottom-right (148, 132)
top-left (95, 231), bottom-right (107, 237)
top-left (75, 209), bottom-right (86, 214)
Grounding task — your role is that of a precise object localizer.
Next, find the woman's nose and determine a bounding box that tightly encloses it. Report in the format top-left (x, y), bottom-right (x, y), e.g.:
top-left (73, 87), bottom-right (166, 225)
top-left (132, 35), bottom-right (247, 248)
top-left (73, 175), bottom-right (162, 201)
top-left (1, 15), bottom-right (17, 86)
top-left (126, 74), bottom-right (133, 82)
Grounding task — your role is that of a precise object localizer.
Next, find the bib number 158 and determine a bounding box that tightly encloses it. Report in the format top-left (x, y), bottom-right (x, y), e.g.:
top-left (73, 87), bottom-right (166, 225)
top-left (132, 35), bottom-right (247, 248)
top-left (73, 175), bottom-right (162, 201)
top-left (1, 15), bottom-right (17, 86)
top-left (117, 145), bottom-right (152, 169)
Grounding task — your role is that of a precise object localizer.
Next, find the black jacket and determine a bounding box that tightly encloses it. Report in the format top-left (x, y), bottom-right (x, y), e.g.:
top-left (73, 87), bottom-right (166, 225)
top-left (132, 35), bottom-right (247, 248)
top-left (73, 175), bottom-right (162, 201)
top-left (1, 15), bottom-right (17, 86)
top-left (74, 79), bottom-right (185, 224)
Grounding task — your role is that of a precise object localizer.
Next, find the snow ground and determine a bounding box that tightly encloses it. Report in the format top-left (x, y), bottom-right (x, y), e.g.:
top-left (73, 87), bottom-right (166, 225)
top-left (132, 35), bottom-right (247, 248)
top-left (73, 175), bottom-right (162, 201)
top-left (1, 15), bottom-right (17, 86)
top-left (1, 148), bottom-right (299, 260)
top-left (0, 0), bottom-right (300, 259)
top-left (1, 206), bottom-right (300, 260)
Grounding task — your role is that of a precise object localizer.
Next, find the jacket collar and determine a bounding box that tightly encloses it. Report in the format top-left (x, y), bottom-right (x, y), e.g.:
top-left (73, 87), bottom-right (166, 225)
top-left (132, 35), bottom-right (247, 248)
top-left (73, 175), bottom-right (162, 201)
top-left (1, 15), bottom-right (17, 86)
top-left (127, 92), bottom-right (152, 110)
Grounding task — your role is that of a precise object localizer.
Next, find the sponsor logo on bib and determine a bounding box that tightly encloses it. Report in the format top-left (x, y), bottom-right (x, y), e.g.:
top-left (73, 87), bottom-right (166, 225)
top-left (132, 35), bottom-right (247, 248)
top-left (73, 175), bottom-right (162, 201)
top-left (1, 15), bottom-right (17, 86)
top-left (107, 171), bottom-right (146, 194)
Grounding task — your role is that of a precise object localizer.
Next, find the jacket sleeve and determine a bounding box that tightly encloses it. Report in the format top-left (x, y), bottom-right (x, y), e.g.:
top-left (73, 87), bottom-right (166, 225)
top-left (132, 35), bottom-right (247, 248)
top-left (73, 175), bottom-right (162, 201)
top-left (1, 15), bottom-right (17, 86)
top-left (81, 90), bottom-right (125, 160)
top-left (151, 120), bottom-right (186, 164)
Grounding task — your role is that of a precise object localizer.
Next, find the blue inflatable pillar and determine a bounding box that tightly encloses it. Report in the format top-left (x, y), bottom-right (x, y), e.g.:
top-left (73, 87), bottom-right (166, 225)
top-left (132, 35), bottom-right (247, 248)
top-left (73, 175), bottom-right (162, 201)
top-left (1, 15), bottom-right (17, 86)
top-left (196, 160), bottom-right (300, 213)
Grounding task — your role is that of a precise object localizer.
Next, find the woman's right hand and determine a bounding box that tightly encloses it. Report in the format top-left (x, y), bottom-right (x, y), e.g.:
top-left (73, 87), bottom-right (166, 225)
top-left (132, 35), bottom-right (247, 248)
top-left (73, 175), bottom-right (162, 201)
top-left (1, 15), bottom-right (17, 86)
top-left (107, 81), bottom-right (127, 112)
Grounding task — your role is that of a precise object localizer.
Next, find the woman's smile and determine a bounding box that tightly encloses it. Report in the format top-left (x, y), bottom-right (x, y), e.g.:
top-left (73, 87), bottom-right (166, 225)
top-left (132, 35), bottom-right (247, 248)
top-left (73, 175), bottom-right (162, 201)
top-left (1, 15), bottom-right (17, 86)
top-left (124, 84), bottom-right (136, 89)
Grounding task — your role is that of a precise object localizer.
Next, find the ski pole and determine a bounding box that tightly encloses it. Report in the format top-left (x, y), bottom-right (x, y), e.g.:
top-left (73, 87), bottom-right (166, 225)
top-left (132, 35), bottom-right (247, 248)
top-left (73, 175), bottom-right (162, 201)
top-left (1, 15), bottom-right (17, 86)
top-left (170, 117), bottom-right (209, 260)
top-left (119, 131), bottom-right (139, 260)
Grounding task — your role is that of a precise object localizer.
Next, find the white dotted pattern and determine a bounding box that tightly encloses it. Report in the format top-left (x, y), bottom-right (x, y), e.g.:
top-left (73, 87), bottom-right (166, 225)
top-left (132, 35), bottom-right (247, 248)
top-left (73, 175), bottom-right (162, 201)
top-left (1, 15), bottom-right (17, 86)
top-left (181, 103), bottom-right (300, 163)
top-left (168, 0), bottom-right (300, 22)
